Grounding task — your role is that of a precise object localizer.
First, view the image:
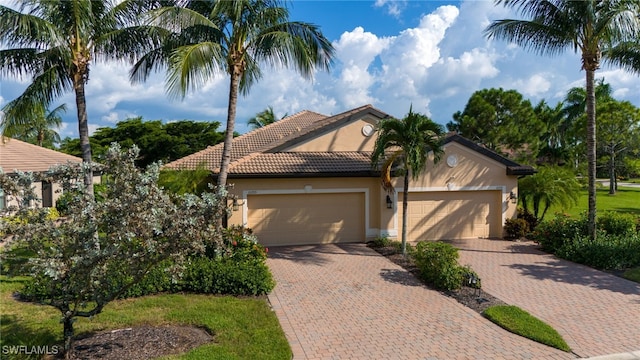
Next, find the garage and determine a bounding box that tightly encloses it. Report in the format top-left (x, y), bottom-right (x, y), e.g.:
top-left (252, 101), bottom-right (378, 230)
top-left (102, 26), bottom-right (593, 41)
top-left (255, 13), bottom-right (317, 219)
top-left (400, 191), bottom-right (503, 241)
top-left (247, 192), bottom-right (366, 246)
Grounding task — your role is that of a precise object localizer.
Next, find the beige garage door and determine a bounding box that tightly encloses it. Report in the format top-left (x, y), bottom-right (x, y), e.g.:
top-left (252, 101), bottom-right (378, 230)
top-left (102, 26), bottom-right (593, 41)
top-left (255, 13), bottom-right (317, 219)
top-left (399, 191), bottom-right (502, 241)
top-left (247, 193), bottom-right (365, 246)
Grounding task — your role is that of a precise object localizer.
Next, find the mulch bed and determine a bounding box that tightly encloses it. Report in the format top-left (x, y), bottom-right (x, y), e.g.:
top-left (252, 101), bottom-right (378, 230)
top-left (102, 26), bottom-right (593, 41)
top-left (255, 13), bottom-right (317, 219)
top-left (59, 325), bottom-right (213, 360)
top-left (371, 244), bottom-right (508, 314)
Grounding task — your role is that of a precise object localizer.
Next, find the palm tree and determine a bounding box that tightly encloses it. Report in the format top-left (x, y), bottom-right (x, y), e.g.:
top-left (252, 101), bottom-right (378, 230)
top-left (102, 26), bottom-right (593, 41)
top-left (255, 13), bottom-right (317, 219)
top-left (484, 0), bottom-right (640, 240)
top-left (518, 166), bottom-right (581, 221)
top-left (0, 0), bottom-right (165, 194)
top-left (131, 0), bottom-right (334, 187)
top-left (371, 108), bottom-right (444, 256)
top-left (1, 102), bottom-right (66, 147)
top-left (248, 106), bottom-right (283, 130)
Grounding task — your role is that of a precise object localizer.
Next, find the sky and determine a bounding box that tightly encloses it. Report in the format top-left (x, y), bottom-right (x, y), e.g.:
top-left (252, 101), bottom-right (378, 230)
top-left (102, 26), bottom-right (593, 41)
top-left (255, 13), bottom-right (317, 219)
top-left (1, 0), bottom-right (639, 140)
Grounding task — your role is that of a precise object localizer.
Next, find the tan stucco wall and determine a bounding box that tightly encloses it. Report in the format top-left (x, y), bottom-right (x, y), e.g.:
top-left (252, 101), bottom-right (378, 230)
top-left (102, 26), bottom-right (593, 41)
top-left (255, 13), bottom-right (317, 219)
top-left (285, 117), bottom-right (378, 152)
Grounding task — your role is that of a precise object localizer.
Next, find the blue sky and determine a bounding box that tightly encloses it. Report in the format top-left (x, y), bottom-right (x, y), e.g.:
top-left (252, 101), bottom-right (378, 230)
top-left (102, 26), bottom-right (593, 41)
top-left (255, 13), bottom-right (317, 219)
top-left (1, 0), bottom-right (639, 139)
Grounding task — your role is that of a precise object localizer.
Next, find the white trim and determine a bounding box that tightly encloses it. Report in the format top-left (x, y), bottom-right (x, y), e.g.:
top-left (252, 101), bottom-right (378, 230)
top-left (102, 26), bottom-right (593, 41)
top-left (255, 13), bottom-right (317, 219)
top-left (389, 186), bottom-right (508, 238)
top-left (242, 187), bottom-right (371, 240)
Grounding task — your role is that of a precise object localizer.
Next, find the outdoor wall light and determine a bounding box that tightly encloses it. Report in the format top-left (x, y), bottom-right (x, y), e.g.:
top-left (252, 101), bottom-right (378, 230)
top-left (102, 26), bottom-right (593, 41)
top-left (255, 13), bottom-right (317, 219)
top-left (386, 195), bottom-right (393, 209)
top-left (232, 197), bottom-right (243, 211)
top-left (509, 191), bottom-right (517, 204)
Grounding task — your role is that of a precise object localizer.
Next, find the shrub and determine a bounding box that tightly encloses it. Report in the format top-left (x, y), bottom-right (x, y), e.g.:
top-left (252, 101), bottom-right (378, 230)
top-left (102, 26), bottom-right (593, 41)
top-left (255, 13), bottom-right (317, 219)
top-left (598, 212), bottom-right (637, 236)
top-left (556, 232), bottom-right (640, 270)
top-left (529, 214), bottom-right (587, 252)
top-left (517, 208), bottom-right (538, 231)
top-left (370, 236), bottom-right (392, 248)
top-left (179, 257), bottom-right (275, 296)
top-left (411, 241), bottom-right (464, 290)
top-left (504, 218), bottom-right (529, 239)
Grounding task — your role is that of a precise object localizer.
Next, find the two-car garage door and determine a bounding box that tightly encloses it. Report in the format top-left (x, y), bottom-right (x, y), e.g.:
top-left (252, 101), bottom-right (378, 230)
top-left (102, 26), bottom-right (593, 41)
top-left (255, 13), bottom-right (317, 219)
top-left (247, 193), bottom-right (365, 246)
top-left (400, 191), bottom-right (502, 241)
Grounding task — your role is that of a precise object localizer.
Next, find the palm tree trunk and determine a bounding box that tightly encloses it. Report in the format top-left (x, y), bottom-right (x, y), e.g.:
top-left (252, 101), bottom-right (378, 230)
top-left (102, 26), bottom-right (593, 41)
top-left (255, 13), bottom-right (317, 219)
top-left (218, 68), bottom-right (241, 188)
top-left (73, 72), bottom-right (94, 197)
top-left (401, 171), bottom-right (409, 257)
top-left (585, 68), bottom-right (597, 240)
top-left (609, 143), bottom-right (616, 195)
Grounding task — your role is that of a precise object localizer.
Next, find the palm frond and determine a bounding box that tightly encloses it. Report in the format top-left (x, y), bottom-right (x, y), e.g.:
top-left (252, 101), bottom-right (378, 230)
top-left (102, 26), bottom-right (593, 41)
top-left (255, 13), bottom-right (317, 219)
top-left (166, 42), bottom-right (224, 99)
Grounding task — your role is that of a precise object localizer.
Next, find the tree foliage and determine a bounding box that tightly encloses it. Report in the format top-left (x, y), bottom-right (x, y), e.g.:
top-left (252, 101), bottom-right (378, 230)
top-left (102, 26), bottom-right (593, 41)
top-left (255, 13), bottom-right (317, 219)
top-left (248, 106), bottom-right (283, 130)
top-left (131, 0), bottom-right (334, 187)
top-left (447, 88), bottom-right (545, 164)
top-left (0, 103), bottom-right (66, 148)
top-left (371, 108), bottom-right (444, 256)
top-left (518, 166), bottom-right (581, 221)
top-left (485, 0), bottom-right (640, 239)
top-left (58, 117), bottom-right (225, 167)
top-left (0, 144), bottom-right (228, 357)
top-left (0, 0), bottom-right (166, 193)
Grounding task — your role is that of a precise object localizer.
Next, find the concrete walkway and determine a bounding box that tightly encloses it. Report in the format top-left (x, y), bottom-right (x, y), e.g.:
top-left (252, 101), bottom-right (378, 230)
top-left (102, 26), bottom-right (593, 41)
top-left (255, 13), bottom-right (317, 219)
top-left (267, 244), bottom-right (573, 360)
top-left (453, 238), bottom-right (640, 359)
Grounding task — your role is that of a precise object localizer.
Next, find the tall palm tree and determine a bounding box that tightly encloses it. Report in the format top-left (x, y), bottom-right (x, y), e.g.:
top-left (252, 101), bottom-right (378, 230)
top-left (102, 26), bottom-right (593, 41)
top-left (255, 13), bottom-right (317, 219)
top-left (0, 0), bottom-right (165, 194)
top-left (248, 105), bottom-right (282, 129)
top-left (485, 0), bottom-right (640, 240)
top-left (132, 0), bottom-right (334, 187)
top-left (371, 108), bottom-right (444, 256)
top-left (1, 102), bottom-right (66, 147)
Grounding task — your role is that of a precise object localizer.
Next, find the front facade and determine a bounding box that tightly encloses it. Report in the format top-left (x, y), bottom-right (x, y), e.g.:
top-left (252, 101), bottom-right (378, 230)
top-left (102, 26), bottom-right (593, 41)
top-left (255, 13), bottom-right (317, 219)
top-left (164, 105), bottom-right (533, 246)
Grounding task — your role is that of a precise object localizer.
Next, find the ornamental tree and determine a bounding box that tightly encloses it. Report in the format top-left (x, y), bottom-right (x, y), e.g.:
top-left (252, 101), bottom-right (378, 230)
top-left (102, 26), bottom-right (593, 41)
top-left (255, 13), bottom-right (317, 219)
top-left (0, 144), bottom-right (228, 358)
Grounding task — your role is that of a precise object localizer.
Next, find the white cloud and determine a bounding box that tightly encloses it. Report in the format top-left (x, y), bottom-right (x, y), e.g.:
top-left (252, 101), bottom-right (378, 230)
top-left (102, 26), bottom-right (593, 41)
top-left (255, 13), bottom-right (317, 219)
top-left (374, 0), bottom-right (407, 17)
top-left (513, 73), bottom-right (552, 97)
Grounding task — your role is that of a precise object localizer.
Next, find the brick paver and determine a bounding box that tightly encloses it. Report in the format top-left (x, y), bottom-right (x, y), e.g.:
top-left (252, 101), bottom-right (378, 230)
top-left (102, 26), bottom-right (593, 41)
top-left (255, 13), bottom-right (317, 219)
top-left (267, 244), bottom-right (573, 360)
top-left (454, 238), bottom-right (640, 359)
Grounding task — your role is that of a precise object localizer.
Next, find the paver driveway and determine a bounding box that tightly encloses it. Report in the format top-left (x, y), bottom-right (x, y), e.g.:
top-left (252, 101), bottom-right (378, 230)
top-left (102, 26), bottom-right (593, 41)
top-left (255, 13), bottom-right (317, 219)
top-left (267, 244), bottom-right (573, 360)
top-left (454, 238), bottom-right (640, 359)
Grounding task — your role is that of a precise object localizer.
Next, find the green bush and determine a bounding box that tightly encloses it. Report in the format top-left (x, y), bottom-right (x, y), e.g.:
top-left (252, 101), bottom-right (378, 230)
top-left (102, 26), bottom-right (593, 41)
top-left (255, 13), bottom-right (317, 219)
top-left (411, 241), bottom-right (464, 290)
top-left (529, 214), bottom-right (587, 252)
top-left (598, 212), bottom-right (637, 236)
top-left (556, 232), bottom-right (640, 270)
top-left (504, 218), bottom-right (529, 239)
top-left (517, 208), bottom-right (538, 231)
top-left (180, 257), bottom-right (275, 296)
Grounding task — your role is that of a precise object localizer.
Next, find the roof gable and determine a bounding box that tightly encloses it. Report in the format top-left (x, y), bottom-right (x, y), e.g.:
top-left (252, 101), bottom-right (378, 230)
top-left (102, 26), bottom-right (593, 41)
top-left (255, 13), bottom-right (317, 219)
top-left (0, 138), bottom-right (82, 173)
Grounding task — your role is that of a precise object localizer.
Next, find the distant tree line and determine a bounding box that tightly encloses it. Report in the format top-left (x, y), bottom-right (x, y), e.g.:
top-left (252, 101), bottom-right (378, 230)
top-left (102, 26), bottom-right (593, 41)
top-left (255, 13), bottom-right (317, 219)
top-left (58, 117), bottom-right (226, 168)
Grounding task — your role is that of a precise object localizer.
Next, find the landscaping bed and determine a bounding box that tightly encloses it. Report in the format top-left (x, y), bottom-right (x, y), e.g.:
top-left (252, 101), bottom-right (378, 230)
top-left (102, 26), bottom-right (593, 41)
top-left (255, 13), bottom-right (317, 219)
top-left (371, 244), bottom-right (507, 314)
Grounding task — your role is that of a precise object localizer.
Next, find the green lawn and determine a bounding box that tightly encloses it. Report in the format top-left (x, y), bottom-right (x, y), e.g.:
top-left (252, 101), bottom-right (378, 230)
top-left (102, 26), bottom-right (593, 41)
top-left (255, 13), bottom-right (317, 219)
top-left (0, 276), bottom-right (291, 360)
top-left (483, 305), bottom-right (571, 352)
top-left (546, 185), bottom-right (640, 218)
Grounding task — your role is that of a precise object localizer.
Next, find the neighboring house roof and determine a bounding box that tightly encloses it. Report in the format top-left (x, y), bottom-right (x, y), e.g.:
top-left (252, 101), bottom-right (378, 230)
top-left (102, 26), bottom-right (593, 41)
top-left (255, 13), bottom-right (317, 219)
top-left (0, 137), bottom-right (82, 173)
top-left (163, 104), bottom-right (534, 177)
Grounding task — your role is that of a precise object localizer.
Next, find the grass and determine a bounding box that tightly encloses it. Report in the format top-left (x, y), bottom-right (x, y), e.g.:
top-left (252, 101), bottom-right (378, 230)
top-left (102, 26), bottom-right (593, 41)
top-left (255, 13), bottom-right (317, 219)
top-left (483, 305), bottom-right (571, 352)
top-left (546, 185), bottom-right (640, 218)
top-left (623, 267), bottom-right (640, 283)
top-left (0, 276), bottom-right (291, 360)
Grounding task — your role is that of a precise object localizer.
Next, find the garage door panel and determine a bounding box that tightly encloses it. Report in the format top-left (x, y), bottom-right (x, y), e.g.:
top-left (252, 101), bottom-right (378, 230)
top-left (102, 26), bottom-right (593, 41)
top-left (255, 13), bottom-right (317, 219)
top-left (248, 193), bottom-right (365, 246)
top-left (400, 191), bottom-right (501, 241)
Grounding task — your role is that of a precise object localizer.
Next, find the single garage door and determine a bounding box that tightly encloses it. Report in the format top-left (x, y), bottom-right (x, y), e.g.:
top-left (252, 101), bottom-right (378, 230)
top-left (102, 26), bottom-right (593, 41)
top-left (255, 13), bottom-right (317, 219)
top-left (247, 192), bottom-right (365, 246)
top-left (399, 191), bottom-right (502, 241)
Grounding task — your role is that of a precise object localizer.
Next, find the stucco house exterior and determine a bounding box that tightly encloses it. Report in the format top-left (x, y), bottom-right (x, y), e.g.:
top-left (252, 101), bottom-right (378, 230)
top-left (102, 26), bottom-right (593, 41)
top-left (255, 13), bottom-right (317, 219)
top-left (0, 137), bottom-right (92, 211)
top-left (164, 104), bottom-right (534, 246)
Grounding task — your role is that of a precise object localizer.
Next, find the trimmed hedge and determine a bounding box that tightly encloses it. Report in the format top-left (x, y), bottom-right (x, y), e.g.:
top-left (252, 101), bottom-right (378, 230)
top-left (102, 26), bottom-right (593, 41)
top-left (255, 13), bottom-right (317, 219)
top-left (411, 241), bottom-right (471, 291)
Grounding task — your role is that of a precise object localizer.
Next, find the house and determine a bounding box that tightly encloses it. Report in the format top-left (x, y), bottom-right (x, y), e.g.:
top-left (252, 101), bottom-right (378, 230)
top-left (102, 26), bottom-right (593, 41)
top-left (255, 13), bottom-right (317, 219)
top-left (0, 137), bottom-right (93, 210)
top-left (164, 104), bottom-right (534, 246)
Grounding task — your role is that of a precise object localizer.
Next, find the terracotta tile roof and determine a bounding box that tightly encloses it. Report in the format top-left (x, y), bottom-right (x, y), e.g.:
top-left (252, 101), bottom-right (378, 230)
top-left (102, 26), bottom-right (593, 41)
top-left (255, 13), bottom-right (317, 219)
top-left (163, 109), bottom-right (328, 171)
top-left (228, 152), bottom-right (376, 177)
top-left (0, 137), bottom-right (82, 173)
